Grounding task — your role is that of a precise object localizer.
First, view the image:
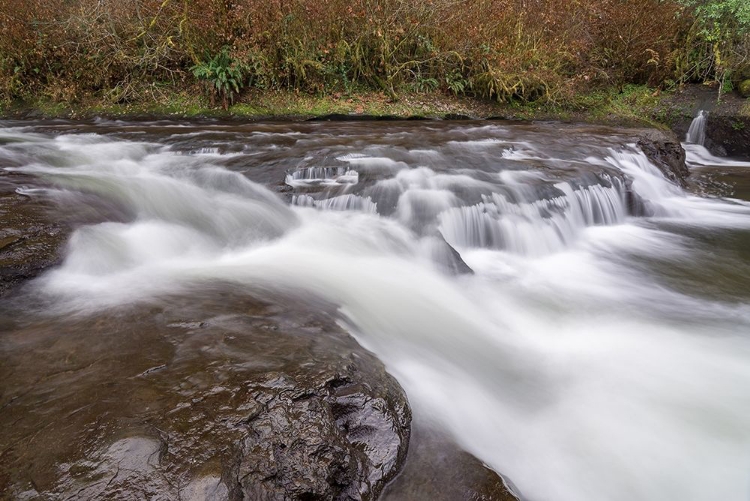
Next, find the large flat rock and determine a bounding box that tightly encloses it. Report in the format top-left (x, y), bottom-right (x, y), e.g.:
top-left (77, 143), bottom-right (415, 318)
top-left (0, 292), bottom-right (411, 500)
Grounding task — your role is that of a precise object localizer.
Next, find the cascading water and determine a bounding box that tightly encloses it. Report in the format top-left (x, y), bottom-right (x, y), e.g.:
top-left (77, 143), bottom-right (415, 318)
top-left (2, 120), bottom-right (750, 501)
top-left (438, 178), bottom-right (628, 255)
top-left (685, 109), bottom-right (708, 145)
top-left (681, 109), bottom-right (750, 168)
top-left (285, 166), bottom-right (359, 187)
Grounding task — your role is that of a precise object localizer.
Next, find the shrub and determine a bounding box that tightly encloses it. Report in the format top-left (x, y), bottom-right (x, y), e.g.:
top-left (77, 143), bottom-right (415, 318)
top-left (676, 0), bottom-right (750, 90)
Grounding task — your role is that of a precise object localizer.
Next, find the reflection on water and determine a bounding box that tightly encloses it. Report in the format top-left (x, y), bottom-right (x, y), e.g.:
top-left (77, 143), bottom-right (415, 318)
top-left (2, 120), bottom-right (750, 501)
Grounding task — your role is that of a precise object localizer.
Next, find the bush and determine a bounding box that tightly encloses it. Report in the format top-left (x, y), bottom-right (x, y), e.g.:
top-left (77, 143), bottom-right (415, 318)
top-left (675, 0), bottom-right (750, 89)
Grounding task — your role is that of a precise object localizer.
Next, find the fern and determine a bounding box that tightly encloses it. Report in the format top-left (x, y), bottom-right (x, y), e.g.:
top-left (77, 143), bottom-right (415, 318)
top-left (191, 47), bottom-right (247, 110)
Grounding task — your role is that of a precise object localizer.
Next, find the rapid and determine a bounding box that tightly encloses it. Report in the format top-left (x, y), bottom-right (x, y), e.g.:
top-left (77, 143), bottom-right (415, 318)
top-left (2, 119), bottom-right (750, 501)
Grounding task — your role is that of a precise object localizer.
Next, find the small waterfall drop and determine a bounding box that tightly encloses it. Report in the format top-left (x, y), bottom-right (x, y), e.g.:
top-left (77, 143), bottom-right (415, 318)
top-left (438, 179), bottom-right (628, 255)
top-left (685, 110), bottom-right (707, 145)
top-left (285, 167), bottom-right (359, 187)
top-left (292, 193), bottom-right (378, 213)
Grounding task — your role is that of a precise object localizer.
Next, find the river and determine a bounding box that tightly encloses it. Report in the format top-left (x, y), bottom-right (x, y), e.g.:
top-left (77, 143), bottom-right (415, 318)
top-left (2, 119), bottom-right (750, 501)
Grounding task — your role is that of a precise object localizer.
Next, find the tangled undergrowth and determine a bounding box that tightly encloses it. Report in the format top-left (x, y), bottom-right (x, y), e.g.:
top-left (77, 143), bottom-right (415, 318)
top-left (0, 0), bottom-right (748, 108)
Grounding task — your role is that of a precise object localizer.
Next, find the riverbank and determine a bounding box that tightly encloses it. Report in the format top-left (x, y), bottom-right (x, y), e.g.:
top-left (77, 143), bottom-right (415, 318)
top-left (2, 84), bottom-right (748, 130)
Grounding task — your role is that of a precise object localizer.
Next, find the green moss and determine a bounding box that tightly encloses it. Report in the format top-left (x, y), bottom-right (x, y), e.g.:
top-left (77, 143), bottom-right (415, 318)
top-left (547, 85), bottom-right (666, 127)
top-left (480, 85), bottom-right (670, 128)
top-left (0, 84), bottom-right (683, 129)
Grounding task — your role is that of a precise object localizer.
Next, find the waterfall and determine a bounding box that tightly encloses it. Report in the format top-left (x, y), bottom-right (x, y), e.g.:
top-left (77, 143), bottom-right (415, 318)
top-left (681, 109), bottom-right (750, 167)
top-left (685, 110), bottom-right (707, 145)
top-left (5, 122), bottom-right (750, 501)
top-left (292, 193), bottom-right (378, 213)
top-left (285, 167), bottom-right (359, 187)
top-left (438, 179), bottom-right (628, 255)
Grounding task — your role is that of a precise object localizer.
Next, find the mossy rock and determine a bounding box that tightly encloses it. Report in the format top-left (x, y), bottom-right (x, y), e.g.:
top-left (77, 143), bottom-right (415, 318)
top-left (740, 79), bottom-right (750, 98)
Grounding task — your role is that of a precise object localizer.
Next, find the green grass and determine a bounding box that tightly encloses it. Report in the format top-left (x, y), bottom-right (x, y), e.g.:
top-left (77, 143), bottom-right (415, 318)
top-left (525, 85), bottom-right (669, 127)
top-left (0, 84), bottom-right (719, 130)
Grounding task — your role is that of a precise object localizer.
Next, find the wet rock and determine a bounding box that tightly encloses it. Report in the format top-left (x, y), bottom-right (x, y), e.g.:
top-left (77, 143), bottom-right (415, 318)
top-left (0, 169), bottom-right (131, 298)
top-left (382, 421), bottom-right (518, 501)
top-left (0, 174), bottom-right (70, 297)
top-left (636, 130), bottom-right (688, 186)
top-left (705, 115), bottom-right (750, 159)
top-left (181, 475), bottom-right (230, 500)
top-left (58, 437), bottom-right (168, 500)
top-left (623, 177), bottom-right (652, 217)
top-left (660, 83), bottom-right (750, 156)
top-left (232, 368), bottom-right (410, 501)
top-left (0, 295), bottom-right (411, 501)
top-left (426, 236), bottom-right (473, 275)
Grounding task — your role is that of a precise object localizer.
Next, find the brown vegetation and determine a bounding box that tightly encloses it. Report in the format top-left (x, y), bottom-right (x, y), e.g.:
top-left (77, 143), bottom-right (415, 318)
top-left (0, 0), bottom-right (746, 107)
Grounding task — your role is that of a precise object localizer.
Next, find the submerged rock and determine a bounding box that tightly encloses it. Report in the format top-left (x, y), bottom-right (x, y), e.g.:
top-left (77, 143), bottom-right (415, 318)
top-left (0, 169), bottom-right (131, 298)
top-left (382, 421), bottom-right (518, 501)
top-left (636, 130), bottom-right (689, 186)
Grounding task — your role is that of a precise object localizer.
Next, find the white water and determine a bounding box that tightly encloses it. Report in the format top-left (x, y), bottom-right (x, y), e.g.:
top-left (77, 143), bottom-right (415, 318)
top-left (285, 166), bottom-right (359, 187)
top-left (4, 123), bottom-right (750, 501)
top-left (684, 143), bottom-right (750, 168)
top-left (686, 110), bottom-right (708, 145)
top-left (682, 108), bottom-right (750, 172)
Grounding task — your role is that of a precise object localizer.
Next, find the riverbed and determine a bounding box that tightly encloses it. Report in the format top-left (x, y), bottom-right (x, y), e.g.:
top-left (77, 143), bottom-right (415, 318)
top-left (2, 119), bottom-right (750, 501)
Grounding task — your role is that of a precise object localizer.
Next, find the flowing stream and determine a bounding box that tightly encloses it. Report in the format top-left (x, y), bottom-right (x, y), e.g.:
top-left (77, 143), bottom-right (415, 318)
top-left (2, 119), bottom-right (750, 500)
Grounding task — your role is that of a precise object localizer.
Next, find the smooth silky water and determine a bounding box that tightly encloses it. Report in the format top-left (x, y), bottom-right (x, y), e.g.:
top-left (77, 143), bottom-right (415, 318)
top-left (2, 119), bottom-right (750, 500)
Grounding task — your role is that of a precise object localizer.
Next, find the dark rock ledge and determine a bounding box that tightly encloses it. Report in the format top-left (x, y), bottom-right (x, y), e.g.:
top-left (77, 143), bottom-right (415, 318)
top-left (636, 130), bottom-right (689, 187)
top-left (705, 115), bottom-right (750, 159)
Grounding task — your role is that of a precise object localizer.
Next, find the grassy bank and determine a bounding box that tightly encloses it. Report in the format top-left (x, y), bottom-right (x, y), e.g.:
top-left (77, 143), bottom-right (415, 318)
top-left (2, 85), bottom-right (747, 131)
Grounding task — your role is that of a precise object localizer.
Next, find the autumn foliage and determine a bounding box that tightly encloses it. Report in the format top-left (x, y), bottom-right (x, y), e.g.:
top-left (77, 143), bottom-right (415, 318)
top-left (0, 0), bottom-right (745, 104)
